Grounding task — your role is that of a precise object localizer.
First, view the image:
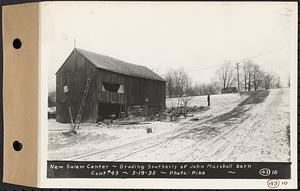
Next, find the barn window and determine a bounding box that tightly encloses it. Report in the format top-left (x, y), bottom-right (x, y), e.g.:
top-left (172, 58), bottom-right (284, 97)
top-left (102, 82), bottom-right (124, 93)
top-left (63, 85), bottom-right (69, 93)
top-left (118, 85), bottom-right (124, 93)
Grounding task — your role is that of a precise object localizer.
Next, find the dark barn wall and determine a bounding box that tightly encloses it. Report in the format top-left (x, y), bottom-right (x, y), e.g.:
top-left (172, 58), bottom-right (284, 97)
top-left (56, 50), bottom-right (98, 123)
top-left (96, 69), bottom-right (166, 111)
top-left (127, 76), bottom-right (165, 108)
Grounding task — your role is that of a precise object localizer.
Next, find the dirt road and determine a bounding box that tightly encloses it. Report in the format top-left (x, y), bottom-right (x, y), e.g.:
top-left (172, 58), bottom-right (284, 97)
top-left (62, 88), bottom-right (290, 162)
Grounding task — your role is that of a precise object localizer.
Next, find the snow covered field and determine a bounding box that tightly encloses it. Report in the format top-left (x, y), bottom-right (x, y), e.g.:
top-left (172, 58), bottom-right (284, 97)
top-left (48, 88), bottom-right (290, 162)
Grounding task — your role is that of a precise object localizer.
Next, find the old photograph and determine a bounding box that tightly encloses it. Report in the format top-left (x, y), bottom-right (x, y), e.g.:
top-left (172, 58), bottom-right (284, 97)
top-left (45, 2), bottom-right (295, 163)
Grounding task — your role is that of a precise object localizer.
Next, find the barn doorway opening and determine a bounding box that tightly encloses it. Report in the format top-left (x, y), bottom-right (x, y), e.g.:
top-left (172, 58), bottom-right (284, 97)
top-left (98, 103), bottom-right (122, 121)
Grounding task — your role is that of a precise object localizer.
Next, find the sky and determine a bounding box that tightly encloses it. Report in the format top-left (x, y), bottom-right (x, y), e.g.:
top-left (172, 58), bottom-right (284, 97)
top-left (41, 2), bottom-right (297, 91)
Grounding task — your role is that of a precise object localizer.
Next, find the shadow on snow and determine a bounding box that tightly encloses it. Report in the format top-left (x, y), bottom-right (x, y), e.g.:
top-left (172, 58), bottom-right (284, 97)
top-left (177, 90), bottom-right (270, 140)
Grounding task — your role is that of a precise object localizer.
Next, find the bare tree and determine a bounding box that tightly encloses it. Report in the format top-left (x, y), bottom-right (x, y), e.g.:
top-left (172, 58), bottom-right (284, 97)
top-left (252, 64), bottom-right (264, 91)
top-left (277, 76), bottom-right (281, 88)
top-left (241, 59), bottom-right (255, 91)
top-left (263, 73), bottom-right (275, 90)
top-left (186, 80), bottom-right (219, 96)
top-left (215, 61), bottom-right (236, 90)
top-left (165, 70), bottom-right (175, 97)
top-left (48, 91), bottom-right (56, 107)
top-left (242, 64), bottom-right (248, 91)
top-left (165, 68), bottom-right (192, 98)
top-left (247, 61), bottom-right (254, 91)
top-left (180, 94), bottom-right (192, 119)
top-left (241, 60), bottom-right (277, 91)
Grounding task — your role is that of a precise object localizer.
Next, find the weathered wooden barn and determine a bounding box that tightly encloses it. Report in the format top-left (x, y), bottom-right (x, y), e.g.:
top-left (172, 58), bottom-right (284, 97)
top-left (56, 48), bottom-right (166, 123)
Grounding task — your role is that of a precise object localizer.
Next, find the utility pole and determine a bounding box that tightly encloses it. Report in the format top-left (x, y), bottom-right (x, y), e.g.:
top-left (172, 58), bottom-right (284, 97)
top-left (235, 63), bottom-right (240, 92)
top-left (277, 76), bottom-right (280, 88)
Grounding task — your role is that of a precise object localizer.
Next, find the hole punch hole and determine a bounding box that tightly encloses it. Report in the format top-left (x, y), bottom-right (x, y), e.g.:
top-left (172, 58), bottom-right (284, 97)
top-left (13, 38), bottom-right (22, 49)
top-left (13, 141), bottom-right (23, 151)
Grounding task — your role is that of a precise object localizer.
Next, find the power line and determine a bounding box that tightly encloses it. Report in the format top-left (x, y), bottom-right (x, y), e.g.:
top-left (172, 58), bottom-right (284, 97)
top-left (160, 64), bottom-right (224, 76)
top-left (256, 58), bottom-right (289, 66)
top-left (160, 46), bottom-right (290, 76)
top-left (186, 64), bottom-right (224, 73)
top-left (232, 45), bottom-right (290, 63)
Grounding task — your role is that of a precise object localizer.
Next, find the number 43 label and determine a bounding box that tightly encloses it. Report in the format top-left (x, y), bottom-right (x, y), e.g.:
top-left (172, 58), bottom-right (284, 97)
top-left (267, 179), bottom-right (288, 188)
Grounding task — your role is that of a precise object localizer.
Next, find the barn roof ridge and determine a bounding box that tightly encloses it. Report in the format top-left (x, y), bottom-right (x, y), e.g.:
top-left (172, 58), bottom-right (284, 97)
top-left (74, 48), bottom-right (166, 82)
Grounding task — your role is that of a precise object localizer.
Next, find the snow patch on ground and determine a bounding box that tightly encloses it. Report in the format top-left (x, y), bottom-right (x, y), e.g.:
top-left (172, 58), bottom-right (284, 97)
top-left (48, 121), bottom-right (180, 160)
top-left (48, 89), bottom-right (290, 162)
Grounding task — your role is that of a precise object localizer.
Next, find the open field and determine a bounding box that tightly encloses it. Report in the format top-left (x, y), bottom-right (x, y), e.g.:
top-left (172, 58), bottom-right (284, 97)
top-left (48, 88), bottom-right (290, 162)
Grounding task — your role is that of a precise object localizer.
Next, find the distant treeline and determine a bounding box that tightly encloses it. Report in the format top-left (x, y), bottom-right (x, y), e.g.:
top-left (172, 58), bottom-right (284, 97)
top-left (48, 91), bottom-right (56, 107)
top-left (164, 59), bottom-right (282, 98)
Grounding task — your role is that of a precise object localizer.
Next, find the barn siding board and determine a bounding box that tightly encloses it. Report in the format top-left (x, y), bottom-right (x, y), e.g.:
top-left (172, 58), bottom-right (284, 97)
top-left (56, 50), bottom-right (97, 123)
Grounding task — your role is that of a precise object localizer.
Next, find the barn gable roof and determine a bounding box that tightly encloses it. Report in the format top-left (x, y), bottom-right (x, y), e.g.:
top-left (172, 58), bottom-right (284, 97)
top-left (75, 48), bottom-right (165, 82)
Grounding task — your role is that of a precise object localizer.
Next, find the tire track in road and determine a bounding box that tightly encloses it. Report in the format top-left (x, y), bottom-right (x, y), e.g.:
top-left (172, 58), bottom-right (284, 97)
top-left (182, 90), bottom-right (274, 162)
top-left (144, 91), bottom-right (270, 162)
top-left (68, 91), bottom-right (262, 161)
top-left (89, 96), bottom-right (255, 161)
top-left (191, 112), bottom-right (262, 162)
top-left (179, 118), bottom-right (250, 161)
top-left (68, 117), bottom-right (213, 161)
top-left (113, 104), bottom-right (253, 162)
top-left (222, 88), bottom-right (289, 162)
